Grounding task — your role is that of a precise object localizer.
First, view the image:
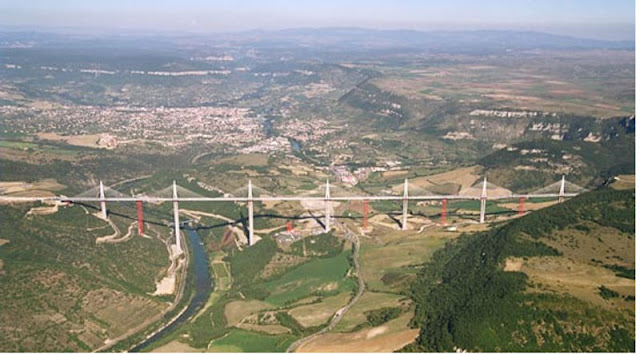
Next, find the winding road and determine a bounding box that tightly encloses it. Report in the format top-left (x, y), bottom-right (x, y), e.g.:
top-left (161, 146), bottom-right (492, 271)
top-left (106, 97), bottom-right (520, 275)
top-left (286, 222), bottom-right (365, 352)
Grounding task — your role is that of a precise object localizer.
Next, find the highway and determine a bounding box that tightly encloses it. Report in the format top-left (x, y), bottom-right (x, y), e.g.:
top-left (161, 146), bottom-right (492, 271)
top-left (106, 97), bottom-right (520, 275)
top-left (0, 193), bottom-right (576, 203)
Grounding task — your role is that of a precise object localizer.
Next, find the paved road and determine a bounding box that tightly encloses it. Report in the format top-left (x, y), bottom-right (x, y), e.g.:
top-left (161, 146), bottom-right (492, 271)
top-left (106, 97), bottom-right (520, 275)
top-left (286, 222), bottom-right (365, 352)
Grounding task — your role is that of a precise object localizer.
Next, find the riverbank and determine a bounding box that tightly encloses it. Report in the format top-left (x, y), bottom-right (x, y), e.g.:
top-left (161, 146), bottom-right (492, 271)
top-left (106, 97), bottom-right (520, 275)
top-left (93, 229), bottom-right (190, 353)
top-left (129, 228), bottom-right (213, 352)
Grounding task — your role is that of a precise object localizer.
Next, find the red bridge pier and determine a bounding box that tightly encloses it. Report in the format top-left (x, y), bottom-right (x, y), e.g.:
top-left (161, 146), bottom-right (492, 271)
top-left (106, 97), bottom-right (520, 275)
top-left (518, 197), bottom-right (525, 216)
top-left (363, 199), bottom-right (369, 231)
top-left (441, 198), bottom-right (447, 226)
top-left (136, 200), bottom-right (144, 236)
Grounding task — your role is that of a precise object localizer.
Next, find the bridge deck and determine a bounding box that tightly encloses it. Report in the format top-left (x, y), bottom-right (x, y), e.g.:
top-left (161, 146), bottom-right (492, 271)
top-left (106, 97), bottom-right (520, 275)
top-left (0, 193), bottom-right (578, 203)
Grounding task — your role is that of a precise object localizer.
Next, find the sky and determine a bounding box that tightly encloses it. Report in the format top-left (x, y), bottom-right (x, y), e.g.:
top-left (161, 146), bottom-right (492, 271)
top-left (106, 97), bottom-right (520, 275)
top-left (0, 0), bottom-right (635, 40)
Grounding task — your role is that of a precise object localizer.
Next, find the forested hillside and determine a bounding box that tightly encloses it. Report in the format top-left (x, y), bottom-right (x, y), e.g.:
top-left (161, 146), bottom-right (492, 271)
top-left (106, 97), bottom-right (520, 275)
top-left (405, 188), bottom-right (635, 352)
top-left (0, 204), bottom-right (172, 351)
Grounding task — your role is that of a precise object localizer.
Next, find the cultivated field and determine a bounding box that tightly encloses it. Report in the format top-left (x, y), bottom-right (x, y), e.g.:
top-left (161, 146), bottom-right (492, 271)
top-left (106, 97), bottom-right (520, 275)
top-left (295, 312), bottom-right (418, 352)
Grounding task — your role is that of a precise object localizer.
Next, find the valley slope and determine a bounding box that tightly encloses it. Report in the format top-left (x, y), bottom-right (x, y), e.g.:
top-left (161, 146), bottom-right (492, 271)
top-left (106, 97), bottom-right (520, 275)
top-left (405, 187), bottom-right (635, 352)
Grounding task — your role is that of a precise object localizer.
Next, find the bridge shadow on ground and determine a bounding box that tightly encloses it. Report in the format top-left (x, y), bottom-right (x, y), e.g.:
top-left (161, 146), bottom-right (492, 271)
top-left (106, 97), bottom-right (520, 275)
top-left (75, 202), bottom-right (169, 228)
top-left (73, 202), bottom-right (519, 235)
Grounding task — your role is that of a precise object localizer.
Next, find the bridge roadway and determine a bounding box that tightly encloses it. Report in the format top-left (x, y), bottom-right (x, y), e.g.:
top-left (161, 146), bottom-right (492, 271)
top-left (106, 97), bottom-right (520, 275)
top-left (0, 193), bottom-right (577, 203)
top-left (1, 177), bottom-right (576, 249)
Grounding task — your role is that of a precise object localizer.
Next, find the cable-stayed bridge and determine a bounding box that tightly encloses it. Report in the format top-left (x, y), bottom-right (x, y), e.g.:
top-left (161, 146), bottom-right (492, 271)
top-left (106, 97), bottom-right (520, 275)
top-left (1, 176), bottom-right (584, 253)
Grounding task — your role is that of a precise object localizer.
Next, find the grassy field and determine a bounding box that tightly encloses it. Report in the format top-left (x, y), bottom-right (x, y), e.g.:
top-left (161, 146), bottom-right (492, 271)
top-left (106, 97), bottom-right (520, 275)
top-left (333, 291), bottom-right (406, 332)
top-left (288, 292), bottom-right (351, 327)
top-left (449, 200), bottom-right (512, 214)
top-left (212, 262), bottom-right (232, 290)
top-left (0, 140), bottom-right (82, 156)
top-left (611, 174), bottom-right (635, 190)
top-left (359, 232), bottom-right (448, 293)
top-left (296, 312), bottom-right (418, 353)
top-left (207, 328), bottom-right (295, 352)
top-left (150, 340), bottom-right (202, 352)
top-left (515, 256), bottom-right (635, 310)
top-left (224, 300), bottom-right (274, 326)
top-left (261, 250), bottom-right (356, 306)
top-left (0, 140), bottom-right (39, 149)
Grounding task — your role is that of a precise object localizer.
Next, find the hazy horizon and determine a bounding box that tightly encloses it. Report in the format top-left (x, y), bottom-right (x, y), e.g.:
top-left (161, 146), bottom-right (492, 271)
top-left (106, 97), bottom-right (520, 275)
top-left (0, 0), bottom-right (635, 41)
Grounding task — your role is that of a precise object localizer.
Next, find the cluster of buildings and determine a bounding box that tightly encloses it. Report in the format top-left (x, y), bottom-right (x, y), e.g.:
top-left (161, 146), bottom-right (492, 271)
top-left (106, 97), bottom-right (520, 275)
top-left (353, 166), bottom-right (390, 180)
top-left (330, 165), bottom-right (358, 186)
top-left (272, 230), bottom-right (302, 244)
top-left (4, 63), bottom-right (232, 77)
top-left (329, 161), bottom-right (404, 187)
top-left (470, 109), bottom-right (557, 118)
top-left (140, 70), bottom-right (231, 76)
top-left (1, 102), bottom-right (353, 158)
top-left (275, 118), bottom-right (337, 143)
top-left (240, 136), bottom-right (291, 154)
top-left (0, 105), bottom-right (264, 149)
top-left (191, 55), bottom-right (235, 61)
top-left (97, 134), bottom-right (118, 149)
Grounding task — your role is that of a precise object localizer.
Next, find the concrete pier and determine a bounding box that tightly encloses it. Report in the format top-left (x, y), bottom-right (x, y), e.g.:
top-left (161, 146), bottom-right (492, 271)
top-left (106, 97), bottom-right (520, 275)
top-left (172, 181), bottom-right (182, 255)
top-left (136, 200), bottom-right (144, 235)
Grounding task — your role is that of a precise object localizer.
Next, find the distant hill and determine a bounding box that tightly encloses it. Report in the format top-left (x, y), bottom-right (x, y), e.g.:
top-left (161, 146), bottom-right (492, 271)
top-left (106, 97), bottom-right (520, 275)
top-left (0, 27), bottom-right (634, 54)
top-left (264, 28), bottom-right (635, 52)
top-left (404, 187), bottom-right (635, 352)
top-left (479, 116), bottom-right (635, 192)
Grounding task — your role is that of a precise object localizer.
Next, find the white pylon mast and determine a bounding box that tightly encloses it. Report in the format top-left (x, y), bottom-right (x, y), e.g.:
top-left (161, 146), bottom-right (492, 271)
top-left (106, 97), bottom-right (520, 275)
top-left (99, 180), bottom-right (107, 220)
top-left (247, 180), bottom-right (254, 246)
top-left (324, 180), bottom-right (331, 232)
top-left (559, 175), bottom-right (566, 202)
top-left (401, 178), bottom-right (409, 230)
top-left (480, 177), bottom-right (487, 224)
top-left (172, 180), bottom-right (182, 255)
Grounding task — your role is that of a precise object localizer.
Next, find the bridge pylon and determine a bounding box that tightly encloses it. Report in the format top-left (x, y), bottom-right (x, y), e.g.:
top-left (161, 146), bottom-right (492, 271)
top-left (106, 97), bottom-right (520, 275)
top-left (480, 177), bottom-right (487, 224)
top-left (248, 180), bottom-right (254, 245)
top-left (324, 180), bottom-right (331, 232)
top-left (99, 181), bottom-right (107, 220)
top-left (401, 179), bottom-right (409, 230)
top-left (172, 180), bottom-right (182, 255)
top-left (531, 175), bottom-right (586, 198)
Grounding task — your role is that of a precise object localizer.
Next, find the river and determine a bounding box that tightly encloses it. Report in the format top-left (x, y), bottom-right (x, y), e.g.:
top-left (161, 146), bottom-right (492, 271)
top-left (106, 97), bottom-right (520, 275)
top-left (263, 116), bottom-right (274, 137)
top-left (262, 116), bottom-right (302, 153)
top-left (131, 228), bottom-right (212, 352)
